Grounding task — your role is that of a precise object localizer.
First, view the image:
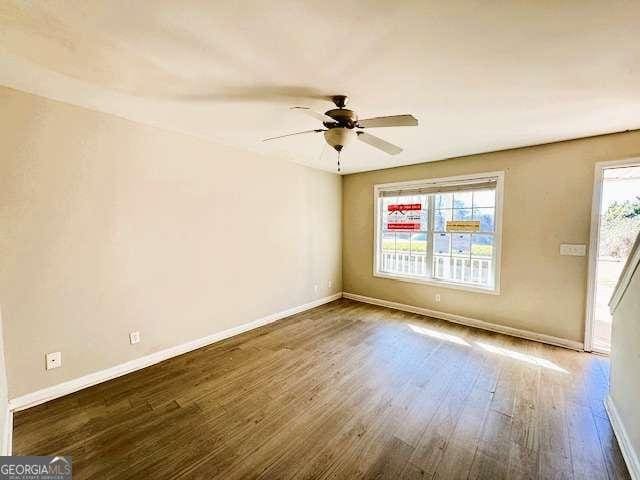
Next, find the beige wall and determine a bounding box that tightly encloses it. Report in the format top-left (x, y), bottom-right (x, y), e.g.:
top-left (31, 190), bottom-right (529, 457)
top-left (610, 258), bottom-right (640, 468)
top-left (0, 87), bottom-right (342, 398)
top-left (343, 131), bottom-right (640, 344)
top-left (0, 307), bottom-right (7, 453)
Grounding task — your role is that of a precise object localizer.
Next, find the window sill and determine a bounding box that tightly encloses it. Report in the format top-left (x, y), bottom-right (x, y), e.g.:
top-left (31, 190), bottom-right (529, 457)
top-left (373, 271), bottom-right (500, 295)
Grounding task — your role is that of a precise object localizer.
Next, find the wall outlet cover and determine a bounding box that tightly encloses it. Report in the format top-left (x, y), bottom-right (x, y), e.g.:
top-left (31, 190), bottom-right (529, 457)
top-left (130, 331), bottom-right (141, 344)
top-left (46, 351), bottom-right (61, 370)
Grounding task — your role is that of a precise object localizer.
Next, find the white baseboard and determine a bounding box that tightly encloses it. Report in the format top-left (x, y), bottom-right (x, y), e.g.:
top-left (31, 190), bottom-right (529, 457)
top-left (2, 407), bottom-right (12, 455)
top-left (606, 395), bottom-right (640, 480)
top-left (343, 292), bottom-right (583, 351)
top-left (8, 293), bottom-right (343, 412)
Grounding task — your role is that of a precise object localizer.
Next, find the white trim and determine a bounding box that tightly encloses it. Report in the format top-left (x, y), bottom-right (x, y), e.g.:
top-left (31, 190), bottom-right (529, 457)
top-left (8, 293), bottom-right (343, 412)
top-left (494, 172), bottom-right (505, 294)
top-left (372, 171), bottom-right (504, 295)
top-left (585, 163), bottom-right (605, 352)
top-left (585, 157), bottom-right (640, 352)
top-left (371, 171), bottom-right (506, 192)
top-left (2, 408), bottom-right (12, 455)
top-left (0, 305), bottom-right (10, 455)
top-left (609, 233), bottom-right (640, 314)
top-left (343, 292), bottom-right (583, 351)
top-left (605, 395), bottom-right (640, 480)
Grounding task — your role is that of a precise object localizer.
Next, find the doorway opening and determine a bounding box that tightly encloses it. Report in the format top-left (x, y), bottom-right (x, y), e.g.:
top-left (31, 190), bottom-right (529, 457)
top-left (586, 161), bottom-right (640, 353)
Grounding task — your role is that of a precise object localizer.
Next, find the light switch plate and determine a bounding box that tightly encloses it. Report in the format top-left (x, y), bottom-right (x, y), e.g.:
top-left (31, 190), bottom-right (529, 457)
top-left (560, 244), bottom-right (586, 256)
top-left (46, 351), bottom-right (61, 370)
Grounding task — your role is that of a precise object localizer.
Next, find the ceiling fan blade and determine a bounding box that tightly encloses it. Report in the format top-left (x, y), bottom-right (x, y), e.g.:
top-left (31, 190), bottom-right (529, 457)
top-left (291, 107), bottom-right (336, 124)
top-left (174, 86), bottom-right (332, 103)
top-left (357, 132), bottom-right (403, 155)
top-left (262, 129), bottom-right (325, 142)
top-left (357, 114), bottom-right (418, 128)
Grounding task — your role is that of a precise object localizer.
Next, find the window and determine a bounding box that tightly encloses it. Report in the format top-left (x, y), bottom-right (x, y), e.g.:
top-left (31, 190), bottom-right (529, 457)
top-left (374, 172), bottom-right (503, 293)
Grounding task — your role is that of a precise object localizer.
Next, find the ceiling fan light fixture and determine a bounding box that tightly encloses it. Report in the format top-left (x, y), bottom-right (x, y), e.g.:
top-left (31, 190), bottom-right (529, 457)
top-left (324, 127), bottom-right (354, 152)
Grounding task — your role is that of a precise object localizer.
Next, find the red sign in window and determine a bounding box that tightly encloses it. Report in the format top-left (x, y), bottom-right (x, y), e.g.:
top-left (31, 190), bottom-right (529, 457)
top-left (388, 203), bottom-right (422, 212)
top-left (387, 222), bottom-right (421, 231)
top-left (386, 204), bottom-right (423, 231)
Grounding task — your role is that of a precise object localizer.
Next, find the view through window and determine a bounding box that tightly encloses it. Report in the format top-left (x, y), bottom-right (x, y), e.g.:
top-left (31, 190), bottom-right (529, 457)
top-left (375, 174), bottom-right (502, 291)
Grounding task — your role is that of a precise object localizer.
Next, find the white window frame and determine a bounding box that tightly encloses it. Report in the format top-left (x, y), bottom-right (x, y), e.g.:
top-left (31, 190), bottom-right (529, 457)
top-left (373, 171), bottom-right (504, 295)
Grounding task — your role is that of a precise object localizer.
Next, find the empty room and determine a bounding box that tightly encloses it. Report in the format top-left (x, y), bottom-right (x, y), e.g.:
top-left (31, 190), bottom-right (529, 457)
top-left (1, 1), bottom-right (639, 479)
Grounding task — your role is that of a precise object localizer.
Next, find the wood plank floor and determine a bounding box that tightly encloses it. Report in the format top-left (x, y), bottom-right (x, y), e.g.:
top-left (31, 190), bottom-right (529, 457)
top-left (13, 299), bottom-right (630, 479)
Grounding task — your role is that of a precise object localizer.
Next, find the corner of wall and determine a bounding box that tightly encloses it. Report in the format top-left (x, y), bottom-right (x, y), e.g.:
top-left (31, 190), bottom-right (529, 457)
top-left (339, 172), bottom-right (345, 292)
top-left (0, 305), bottom-right (11, 455)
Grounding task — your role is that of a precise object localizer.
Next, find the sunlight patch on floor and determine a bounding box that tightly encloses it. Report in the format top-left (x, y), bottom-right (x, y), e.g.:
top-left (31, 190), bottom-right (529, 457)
top-left (476, 342), bottom-right (568, 373)
top-left (407, 324), bottom-right (568, 373)
top-left (409, 324), bottom-right (470, 346)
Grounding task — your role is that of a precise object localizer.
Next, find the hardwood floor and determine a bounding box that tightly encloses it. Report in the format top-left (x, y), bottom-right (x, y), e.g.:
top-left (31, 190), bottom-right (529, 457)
top-left (13, 299), bottom-right (630, 479)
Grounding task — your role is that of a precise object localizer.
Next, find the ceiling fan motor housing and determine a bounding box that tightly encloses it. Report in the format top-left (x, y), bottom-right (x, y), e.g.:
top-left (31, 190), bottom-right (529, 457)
top-left (324, 127), bottom-right (354, 152)
top-left (324, 108), bottom-right (358, 128)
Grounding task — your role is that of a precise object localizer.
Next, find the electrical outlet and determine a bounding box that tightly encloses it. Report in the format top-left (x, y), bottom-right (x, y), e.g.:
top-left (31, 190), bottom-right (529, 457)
top-left (435, 294), bottom-right (441, 303)
top-left (328, 280), bottom-right (333, 289)
top-left (314, 284), bottom-right (319, 294)
top-left (129, 331), bottom-right (141, 344)
top-left (46, 351), bottom-right (61, 370)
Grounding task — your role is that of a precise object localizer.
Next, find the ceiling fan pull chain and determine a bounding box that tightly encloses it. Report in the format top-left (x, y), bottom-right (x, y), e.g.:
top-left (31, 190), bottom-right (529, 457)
top-left (337, 151), bottom-right (341, 173)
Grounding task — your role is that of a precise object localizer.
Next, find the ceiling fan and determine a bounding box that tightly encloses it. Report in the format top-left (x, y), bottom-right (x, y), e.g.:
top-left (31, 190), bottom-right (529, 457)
top-left (263, 95), bottom-right (418, 172)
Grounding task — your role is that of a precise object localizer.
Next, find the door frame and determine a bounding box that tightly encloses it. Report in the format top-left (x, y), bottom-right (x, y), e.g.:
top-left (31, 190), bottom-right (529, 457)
top-left (584, 157), bottom-right (640, 352)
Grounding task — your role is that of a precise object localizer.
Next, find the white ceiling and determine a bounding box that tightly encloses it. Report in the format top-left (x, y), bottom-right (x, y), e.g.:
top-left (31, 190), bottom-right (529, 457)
top-left (1, 0), bottom-right (639, 174)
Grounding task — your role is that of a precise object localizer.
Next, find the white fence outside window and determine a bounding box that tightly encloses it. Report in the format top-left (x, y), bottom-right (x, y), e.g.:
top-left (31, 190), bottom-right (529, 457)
top-left (381, 251), bottom-right (491, 286)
